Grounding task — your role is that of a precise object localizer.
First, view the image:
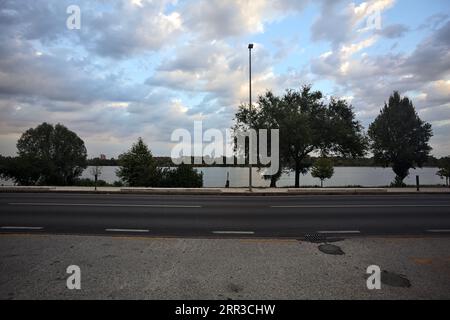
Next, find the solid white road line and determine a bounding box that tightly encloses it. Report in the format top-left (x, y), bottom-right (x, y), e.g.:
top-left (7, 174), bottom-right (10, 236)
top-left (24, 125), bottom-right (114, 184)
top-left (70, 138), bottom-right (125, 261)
top-left (317, 230), bottom-right (361, 234)
top-left (1, 226), bottom-right (43, 230)
top-left (9, 203), bottom-right (201, 208)
top-left (426, 229), bottom-right (450, 233)
top-left (212, 231), bottom-right (255, 235)
top-left (271, 205), bottom-right (450, 208)
top-left (105, 228), bottom-right (149, 233)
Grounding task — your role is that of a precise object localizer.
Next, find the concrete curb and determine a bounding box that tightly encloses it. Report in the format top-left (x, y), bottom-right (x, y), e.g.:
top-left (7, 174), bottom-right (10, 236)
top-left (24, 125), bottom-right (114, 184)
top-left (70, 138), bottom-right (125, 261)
top-left (287, 188), bottom-right (388, 195)
top-left (120, 188), bottom-right (220, 195)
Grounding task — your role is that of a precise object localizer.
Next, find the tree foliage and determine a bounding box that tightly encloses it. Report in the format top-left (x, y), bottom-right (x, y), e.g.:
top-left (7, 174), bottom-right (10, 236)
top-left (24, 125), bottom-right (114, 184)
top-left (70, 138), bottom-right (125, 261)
top-left (116, 138), bottom-right (161, 187)
top-left (117, 138), bottom-right (203, 188)
top-left (311, 158), bottom-right (334, 187)
top-left (0, 155), bottom-right (41, 185)
top-left (233, 91), bottom-right (286, 187)
top-left (0, 123), bottom-right (87, 185)
top-left (368, 92), bottom-right (433, 186)
top-left (233, 85), bottom-right (367, 187)
top-left (437, 156), bottom-right (450, 187)
top-left (161, 164), bottom-right (203, 188)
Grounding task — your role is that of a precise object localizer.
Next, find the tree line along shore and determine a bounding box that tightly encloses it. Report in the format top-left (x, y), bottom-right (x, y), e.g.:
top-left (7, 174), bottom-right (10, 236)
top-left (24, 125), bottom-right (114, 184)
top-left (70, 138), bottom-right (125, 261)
top-left (86, 155), bottom-right (443, 168)
top-left (1, 87), bottom-right (450, 188)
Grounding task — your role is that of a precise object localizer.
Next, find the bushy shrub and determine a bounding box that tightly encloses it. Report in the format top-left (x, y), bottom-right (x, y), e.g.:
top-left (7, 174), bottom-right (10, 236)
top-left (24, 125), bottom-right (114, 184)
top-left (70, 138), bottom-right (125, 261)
top-left (161, 164), bottom-right (203, 188)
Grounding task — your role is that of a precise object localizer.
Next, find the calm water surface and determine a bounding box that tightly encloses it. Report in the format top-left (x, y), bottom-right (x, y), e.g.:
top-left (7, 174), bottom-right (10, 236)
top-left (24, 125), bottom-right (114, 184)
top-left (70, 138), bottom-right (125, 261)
top-left (84, 166), bottom-right (443, 187)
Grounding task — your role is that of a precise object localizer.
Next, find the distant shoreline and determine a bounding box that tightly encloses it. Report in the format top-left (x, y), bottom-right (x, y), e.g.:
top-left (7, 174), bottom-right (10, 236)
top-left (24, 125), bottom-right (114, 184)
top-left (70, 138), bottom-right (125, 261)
top-left (87, 156), bottom-right (442, 168)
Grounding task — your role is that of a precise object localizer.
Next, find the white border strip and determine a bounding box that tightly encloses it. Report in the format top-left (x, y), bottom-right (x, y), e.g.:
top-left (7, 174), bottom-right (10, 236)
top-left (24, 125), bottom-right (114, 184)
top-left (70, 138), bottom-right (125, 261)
top-left (272, 205), bottom-right (450, 208)
top-left (426, 229), bottom-right (450, 233)
top-left (1, 226), bottom-right (43, 230)
top-left (212, 231), bottom-right (255, 235)
top-left (105, 228), bottom-right (149, 233)
top-left (9, 203), bottom-right (201, 208)
top-left (317, 230), bottom-right (361, 234)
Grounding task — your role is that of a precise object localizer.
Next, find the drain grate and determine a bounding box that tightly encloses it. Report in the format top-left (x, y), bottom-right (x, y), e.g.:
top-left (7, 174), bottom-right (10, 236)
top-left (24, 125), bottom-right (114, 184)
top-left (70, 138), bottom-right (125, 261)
top-left (303, 233), bottom-right (328, 243)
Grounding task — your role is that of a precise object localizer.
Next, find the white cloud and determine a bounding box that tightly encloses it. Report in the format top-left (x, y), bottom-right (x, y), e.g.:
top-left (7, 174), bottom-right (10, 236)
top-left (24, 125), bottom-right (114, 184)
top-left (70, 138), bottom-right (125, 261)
top-left (146, 41), bottom-right (283, 115)
top-left (182, 0), bottom-right (309, 40)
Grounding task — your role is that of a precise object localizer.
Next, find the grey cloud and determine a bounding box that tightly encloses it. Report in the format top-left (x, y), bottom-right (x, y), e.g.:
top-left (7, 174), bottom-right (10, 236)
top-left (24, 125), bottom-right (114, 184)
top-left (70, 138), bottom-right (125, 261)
top-left (429, 123), bottom-right (450, 157)
top-left (157, 43), bottom-right (221, 72)
top-left (0, 18), bottom-right (152, 105)
top-left (183, 1), bottom-right (243, 40)
top-left (0, 0), bottom-right (70, 42)
top-left (310, 0), bottom-right (354, 47)
top-left (0, 45), bottom-right (146, 104)
top-left (402, 21), bottom-right (450, 82)
top-left (420, 105), bottom-right (450, 123)
top-left (0, 0), bottom-right (182, 60)
top-left (418, 13), bottom-right (449, 31)
top-left (376, 24), bottom-right (410, 39)
top-left (82, 1), bottom-right (182, 58)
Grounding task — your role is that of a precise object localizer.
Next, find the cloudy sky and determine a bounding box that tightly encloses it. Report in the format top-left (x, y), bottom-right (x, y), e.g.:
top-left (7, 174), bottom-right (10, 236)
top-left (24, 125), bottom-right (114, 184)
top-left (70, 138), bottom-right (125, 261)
top-left (0, 0), bottom-right (449, 158)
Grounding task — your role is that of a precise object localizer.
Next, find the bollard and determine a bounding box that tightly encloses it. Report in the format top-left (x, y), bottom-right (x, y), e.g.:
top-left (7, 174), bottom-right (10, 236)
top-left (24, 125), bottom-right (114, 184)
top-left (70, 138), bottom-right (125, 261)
top-left (225, 171), bottom-right (230, 188)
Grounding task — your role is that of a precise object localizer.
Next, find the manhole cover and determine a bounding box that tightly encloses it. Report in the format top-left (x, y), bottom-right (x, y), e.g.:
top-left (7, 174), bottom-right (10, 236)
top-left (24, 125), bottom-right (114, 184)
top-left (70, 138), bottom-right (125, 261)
top-left (381, 271), bottom-right (411, 288)
top-left (318, 244), bottom-right (345, 255)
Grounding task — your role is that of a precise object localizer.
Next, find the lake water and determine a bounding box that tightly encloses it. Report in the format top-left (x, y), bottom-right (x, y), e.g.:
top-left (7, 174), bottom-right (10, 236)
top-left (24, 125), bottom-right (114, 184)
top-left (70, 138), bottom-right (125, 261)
top-left (89, 166), bottom-right (443, 187)
top-left (1, 166), bottom-right (443, 187)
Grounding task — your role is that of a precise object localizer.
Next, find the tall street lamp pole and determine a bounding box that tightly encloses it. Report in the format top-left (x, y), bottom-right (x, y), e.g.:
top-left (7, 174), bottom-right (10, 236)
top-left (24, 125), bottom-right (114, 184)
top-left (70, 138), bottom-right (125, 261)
top-left (248, 43), bottom-right (253, 192)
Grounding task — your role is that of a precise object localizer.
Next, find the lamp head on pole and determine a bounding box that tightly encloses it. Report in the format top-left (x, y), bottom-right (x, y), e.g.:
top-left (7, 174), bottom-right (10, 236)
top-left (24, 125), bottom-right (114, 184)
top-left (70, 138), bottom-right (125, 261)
top-left (248, 43), bottom-right (254, 50)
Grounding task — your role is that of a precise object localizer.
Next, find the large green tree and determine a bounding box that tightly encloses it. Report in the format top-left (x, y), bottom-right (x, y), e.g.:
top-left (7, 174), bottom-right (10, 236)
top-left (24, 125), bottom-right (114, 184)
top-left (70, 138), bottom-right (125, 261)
top-left (1, 123), bottom-right (87, 185)
top-left (234, 85), bottom-right (367, 187)
top-left (368, 92), bottom-right (433, 186)
top-left (116, 138), bottom-right (161, 187)
top-left (233, 91), bottom-right (288, 187)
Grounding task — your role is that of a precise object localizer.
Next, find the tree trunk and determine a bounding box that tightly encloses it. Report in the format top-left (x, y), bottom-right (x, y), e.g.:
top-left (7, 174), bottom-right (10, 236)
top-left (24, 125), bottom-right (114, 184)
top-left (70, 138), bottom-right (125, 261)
top-left (295, 165), bottom-right (300, 188)
top-left (321, 180), bottom-right (323, 188)
top-left (392, 162), bottom-right (410, 187)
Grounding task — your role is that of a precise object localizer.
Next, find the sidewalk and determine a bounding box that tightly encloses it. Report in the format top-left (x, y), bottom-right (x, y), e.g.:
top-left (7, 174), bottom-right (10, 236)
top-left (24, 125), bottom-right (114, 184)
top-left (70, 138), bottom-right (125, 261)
top-left (1, 234), bottom-right (449, 299)
top-left (1, 186), bottom-right (449, 195)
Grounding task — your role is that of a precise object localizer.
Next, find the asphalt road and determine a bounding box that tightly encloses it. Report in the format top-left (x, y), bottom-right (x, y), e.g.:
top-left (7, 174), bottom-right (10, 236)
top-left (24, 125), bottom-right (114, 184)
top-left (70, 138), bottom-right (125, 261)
top-left (1, 193), bottom-right (450, 238)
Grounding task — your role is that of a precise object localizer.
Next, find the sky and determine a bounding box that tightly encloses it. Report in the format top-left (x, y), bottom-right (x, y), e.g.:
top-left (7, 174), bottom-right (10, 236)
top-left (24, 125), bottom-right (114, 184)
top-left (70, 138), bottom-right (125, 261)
top-left (0, 0), bottom-right (449, 158)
